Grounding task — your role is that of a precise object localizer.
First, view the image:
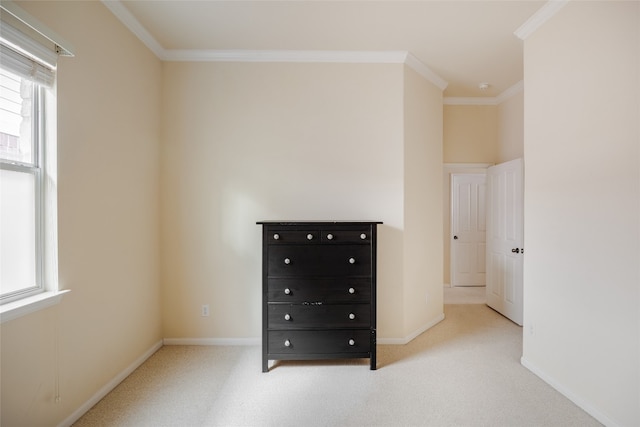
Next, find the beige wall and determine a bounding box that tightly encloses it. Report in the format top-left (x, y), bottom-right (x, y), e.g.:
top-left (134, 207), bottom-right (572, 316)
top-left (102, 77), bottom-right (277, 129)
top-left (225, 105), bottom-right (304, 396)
top-left (443, 105), bottom-right (498, 164)
top-left (403, 66), bottom-right (444, 336)
top-left (522, 2), bottom-right (639, 426)
top-left (160, 61), bottom-right (443, 341)
top-left (1, 2), bottom-right (162, 426)
top-left (498, 90), bottom-right (524, 163)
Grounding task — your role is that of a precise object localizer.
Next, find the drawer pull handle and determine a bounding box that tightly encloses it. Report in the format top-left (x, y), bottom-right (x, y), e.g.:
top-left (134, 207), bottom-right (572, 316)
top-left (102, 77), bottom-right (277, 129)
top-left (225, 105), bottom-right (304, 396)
top-left (360, 233), bottom-right (367, 239)
top-left (284, 340), bottom-right (291, 347)
top-left (284, 288), bottom-right (291, 295)
top-left (284, 258), bottom-right (291, 265)
top-left (348, 287), bottom-right (355, 294)
top-left (327, 233), bottom-right (334, 240)
top-left (273, 233), bottom-right (280, 240)
top-left (349, 257), bottom-right (356, 264)
top-left (348, 339), bottom-right (355, 346)
top-left (349, 313), bottom-right (356, 320)
top-left (284, 313), bottom-right (291, 321)
top-left (307, 233), bottom-right (314, 240)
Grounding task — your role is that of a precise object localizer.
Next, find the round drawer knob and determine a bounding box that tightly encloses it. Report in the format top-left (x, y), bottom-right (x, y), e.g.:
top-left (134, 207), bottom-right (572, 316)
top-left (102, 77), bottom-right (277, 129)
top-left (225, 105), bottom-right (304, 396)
top-left (348, 257), bottom-right (356, 264)
top-left (284, 288), bottom-right (291, 295)
top-left (307, 233), bottom-right (313, 240)
top-left (284, 340), bottom-right (291, 347)
top-left (348, 339), bottom-right (355, 346)
top-left (349, 313), bottom-right (356, 320)
top-left (348, 287), bottom-right (355, 294)
top-left (284, 313), bottom-right (291, 321)
top-left (273, 233), bottom-right (280, 240)
top-left (360, 233), bottom-right (367, 240)
top-left (327, 233), bottom-right (334, 240)
top-left (284, 258), bottom-right (291, 265)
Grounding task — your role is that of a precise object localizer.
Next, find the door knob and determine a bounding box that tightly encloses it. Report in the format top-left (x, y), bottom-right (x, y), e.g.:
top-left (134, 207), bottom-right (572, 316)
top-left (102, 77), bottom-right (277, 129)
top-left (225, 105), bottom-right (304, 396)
top-left (453, 235), bottom-right (458, 240)
top-left (511, 248), bottom-right (520, 253)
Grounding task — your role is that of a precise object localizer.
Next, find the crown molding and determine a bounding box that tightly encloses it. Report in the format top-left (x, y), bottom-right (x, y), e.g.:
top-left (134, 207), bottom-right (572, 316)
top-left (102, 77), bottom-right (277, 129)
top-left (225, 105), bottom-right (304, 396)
top-left (102, 0), bottom-right (448, 91)
top-left (404, 52), bottom-right (449, 91)
top-left (101, 0), bottom-right (164, 57)
top-left (161, 49), bottom-right (448, 91)
top-left (444, 97), bottom-right (497, 106)
top-left (514, 0), bottom-right (569, 40)
top-left (496, 80), bottom-right (524, 103)
top-left (161, 49), bottom-right (408, 64)
top-left (444, 80), bottom-right (523, 106)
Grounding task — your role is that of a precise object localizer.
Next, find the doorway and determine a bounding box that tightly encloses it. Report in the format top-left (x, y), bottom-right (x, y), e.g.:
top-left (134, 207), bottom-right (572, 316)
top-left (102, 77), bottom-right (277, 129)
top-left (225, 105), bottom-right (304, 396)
top-left (443, 163), bottom-right (492, 289)
top-left (450, 173), bottom-right (487, 287)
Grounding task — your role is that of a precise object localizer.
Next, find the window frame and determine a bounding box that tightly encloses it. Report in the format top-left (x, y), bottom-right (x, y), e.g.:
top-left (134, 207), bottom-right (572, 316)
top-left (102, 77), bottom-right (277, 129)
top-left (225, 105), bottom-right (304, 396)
top-left (0, 71), bottom-right (68, 324)
top-left (0, 78), bottom-right (45, 304)
top-left (0, 1), bottom-right (72, 323)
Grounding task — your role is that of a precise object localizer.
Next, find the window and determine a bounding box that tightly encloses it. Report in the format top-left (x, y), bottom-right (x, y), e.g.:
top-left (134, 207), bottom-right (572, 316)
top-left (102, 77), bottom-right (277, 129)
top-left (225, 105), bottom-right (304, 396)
top-left (0, 68), bottom-right (44, 302)
top-left (0, 2), bottom-right (72, 319)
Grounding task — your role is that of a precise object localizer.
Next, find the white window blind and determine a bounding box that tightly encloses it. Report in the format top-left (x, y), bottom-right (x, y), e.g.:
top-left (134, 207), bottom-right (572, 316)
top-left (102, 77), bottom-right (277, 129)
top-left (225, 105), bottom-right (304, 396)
top-left (0, 3), bottom-right (73, 87)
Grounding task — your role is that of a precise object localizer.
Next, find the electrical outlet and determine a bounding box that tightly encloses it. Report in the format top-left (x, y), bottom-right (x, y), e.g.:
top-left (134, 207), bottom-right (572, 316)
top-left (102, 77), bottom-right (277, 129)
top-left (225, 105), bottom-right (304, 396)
top-left (201, 304), bottom-right (210, 317)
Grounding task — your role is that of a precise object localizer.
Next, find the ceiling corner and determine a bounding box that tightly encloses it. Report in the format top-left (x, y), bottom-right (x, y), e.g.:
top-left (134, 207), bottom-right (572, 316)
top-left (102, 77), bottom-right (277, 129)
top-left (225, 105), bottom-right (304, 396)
top-left (404, 53), bottom-right (448, 91)
top-left (101, 0), bottom-right (166, 58)
top-left (514, 0), bottom-right (570, 40)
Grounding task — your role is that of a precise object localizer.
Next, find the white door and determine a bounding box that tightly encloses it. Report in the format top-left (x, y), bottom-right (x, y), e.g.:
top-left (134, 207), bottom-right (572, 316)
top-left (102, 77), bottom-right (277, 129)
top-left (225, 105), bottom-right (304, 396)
top-left (451, 174), bottom-right (486, 287)
top-left (486, 158), bottom-right (524, 325)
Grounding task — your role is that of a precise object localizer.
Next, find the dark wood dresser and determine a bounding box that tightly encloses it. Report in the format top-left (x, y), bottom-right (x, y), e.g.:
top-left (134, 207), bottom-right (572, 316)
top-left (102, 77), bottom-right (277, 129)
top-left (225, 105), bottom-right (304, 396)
top-left (257, 221), bottom-right (381, 372)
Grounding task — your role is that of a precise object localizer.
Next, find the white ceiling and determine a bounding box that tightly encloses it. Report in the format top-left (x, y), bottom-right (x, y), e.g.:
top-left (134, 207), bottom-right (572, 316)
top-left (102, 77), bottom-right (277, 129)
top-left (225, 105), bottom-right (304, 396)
top-left (114, 1), bottom-right (547, 97)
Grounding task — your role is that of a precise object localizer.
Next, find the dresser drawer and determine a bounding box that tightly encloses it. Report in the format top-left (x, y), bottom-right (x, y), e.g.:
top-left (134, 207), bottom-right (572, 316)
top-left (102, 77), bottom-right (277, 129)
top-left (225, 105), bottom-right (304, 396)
top-left (268, 329), bottom-right (371, 354)
top-left (268, 303), bottom-right (371, 329)
top-left (268, 245), bottom-right (371, 277)
top-left (266, 226), bottom-right (372, 245)
top-left (267, 229), bottom-right (320, 244)
top-left (267, 278), bottom-right (371, 303)
top-left (320, 228), bottom-right (372, 244)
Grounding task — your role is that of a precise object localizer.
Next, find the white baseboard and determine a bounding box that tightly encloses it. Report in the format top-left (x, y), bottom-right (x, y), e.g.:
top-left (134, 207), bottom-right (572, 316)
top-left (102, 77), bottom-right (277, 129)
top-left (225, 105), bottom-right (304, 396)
top-left (58, 316), bottom-right (449, 427)
top-left (520, 356), bottom-right (620, 427)
top-left (164, 315), bottom-right (447, 348)
top-left (163, 337), bottom-right (261, 346)
top-left (58, 340), bottom-right (163, 427)
top-left (378, 313), bottom-right (445, 345)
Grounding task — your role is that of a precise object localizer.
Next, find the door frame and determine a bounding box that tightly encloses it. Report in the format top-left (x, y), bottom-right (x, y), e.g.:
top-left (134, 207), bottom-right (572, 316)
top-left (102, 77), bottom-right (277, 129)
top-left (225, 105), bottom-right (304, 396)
top-left (443, 163), bottom-right (492, 288)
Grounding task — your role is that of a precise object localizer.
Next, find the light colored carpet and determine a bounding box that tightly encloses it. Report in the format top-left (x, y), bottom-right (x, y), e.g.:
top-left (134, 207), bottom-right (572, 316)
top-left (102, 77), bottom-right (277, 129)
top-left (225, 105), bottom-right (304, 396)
top-left (73, 304), bottom-right (600, 427)
top-left (443, 286), bottom-right (486, 304)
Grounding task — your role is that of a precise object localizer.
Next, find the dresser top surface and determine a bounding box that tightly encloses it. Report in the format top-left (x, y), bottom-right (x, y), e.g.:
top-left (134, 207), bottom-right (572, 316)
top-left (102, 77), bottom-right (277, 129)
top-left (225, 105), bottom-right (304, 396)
top-left (257, 221), bottom-right (382, 226)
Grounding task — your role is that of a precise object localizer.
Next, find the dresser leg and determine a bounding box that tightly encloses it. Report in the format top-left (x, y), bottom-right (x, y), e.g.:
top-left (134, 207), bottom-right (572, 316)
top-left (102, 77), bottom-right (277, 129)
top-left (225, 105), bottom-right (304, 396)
top-left (370, 329), bottom-right (377, 370)
top-left (262, 358), bottom-right (269, 373)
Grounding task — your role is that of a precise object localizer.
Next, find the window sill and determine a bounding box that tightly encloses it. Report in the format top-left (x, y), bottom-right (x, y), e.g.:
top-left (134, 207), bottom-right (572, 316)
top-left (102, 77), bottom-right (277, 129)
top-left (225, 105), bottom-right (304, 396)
top-left (0, 290), bottom-right (70, 324)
